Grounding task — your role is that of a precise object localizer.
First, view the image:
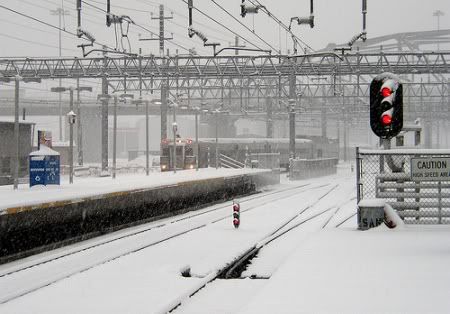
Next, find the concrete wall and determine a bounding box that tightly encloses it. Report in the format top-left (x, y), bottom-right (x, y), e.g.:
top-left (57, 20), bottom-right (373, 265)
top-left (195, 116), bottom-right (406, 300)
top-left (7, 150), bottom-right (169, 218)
top-left (0, 171), bottom-right (276, 258)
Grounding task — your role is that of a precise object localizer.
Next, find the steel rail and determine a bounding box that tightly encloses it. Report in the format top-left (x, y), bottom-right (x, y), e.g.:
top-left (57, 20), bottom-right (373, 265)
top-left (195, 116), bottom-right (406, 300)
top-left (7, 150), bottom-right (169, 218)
top-left (0, 183), bottom-right (331, 304)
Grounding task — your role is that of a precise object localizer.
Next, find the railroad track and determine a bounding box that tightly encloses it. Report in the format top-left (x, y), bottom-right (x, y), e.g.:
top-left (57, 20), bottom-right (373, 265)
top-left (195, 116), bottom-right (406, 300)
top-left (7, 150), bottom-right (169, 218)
top-left (0, 182), bottom-right (313, 267)
top-left (0, 182), bottom-right (330, 304)
top-left (164, 184), bottom-right (357, 314)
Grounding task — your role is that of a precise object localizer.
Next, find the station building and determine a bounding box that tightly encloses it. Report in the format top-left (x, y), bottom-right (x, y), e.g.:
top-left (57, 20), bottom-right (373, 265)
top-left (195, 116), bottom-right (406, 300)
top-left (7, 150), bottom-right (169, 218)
top-left (0, 120), bottom-right (35, 185)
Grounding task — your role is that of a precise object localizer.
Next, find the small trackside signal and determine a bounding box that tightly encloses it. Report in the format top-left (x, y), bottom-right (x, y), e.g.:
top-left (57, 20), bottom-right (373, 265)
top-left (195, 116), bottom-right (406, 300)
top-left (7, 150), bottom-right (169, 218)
top-left (369, 73), bottom-right (403, 139)
top-left (232, 201), bottom-right (240, 228)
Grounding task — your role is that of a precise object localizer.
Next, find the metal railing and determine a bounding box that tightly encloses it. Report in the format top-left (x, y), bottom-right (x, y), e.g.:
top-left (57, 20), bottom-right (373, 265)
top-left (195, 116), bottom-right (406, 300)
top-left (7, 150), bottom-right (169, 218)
top-left (356, 147), bottom-right (450, 224)
top-left (219, 154), bottom-right (245, 169)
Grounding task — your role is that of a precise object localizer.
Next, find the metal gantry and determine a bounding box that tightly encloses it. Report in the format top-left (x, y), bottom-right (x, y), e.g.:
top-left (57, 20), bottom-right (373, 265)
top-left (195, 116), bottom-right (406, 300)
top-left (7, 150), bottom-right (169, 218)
top-left (0, 52), bottom-right (449, 79)
top-left (1, 50), bottom-right (449, 167)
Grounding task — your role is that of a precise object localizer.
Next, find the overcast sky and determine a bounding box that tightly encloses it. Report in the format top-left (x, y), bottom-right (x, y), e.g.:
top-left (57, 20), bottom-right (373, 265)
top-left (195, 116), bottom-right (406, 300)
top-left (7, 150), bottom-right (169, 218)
top-left (0, 0), bottom-right (449, 58)
top-left (0, 0), bottom-right (448, 99)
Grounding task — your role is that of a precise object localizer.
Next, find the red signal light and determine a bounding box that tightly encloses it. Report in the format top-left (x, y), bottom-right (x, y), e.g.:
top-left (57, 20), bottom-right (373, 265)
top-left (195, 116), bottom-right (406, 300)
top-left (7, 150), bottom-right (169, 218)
top-left (381, 87), bottom-right (392, 98)
top-left (381, 114), bottom-right (392, 126)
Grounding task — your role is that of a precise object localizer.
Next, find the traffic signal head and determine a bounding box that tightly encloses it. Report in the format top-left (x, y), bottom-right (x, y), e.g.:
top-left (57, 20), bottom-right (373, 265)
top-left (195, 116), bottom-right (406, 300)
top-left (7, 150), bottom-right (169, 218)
top-left (370, 73), bottom-right (403, 139)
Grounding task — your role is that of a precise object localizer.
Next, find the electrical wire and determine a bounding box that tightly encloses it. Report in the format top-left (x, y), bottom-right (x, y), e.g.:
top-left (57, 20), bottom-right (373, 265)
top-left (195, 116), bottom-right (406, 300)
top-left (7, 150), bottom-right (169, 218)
top-left (80, 0), bottom-right (192, 53)
top-left (152, 2), bottom-right (232, 41)
top-left (0, 4), bottom-right (116, 52)
top-left (210, 0), bottom-right (277, 52)
top-left (131, 0), bottom-right (235, 45)
top-left (249, 0), bottom-right (315, 52)
top-left (178, 0), bottom-right (264, 51)
top-left (0, 18), bottom-right (71, 39)
top-left (0, 32), bottom-right (79, 53)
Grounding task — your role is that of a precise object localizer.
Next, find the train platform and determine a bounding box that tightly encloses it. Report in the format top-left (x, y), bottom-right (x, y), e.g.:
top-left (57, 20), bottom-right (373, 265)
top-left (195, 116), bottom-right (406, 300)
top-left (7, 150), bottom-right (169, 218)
top-left (1, 165), bottom-right (449, 313)
top-left (238, 224), bottom-right (450, 314)
top-left (0, 167), bottom-right (278, 260)
top-left (0, 167), bottom-right (273, 214)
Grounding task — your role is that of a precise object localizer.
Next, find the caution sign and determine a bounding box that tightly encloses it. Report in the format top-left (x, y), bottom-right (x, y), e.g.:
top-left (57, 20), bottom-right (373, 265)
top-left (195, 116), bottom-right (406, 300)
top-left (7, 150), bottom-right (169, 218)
top-left (410, 157), bottom-right (450, 181)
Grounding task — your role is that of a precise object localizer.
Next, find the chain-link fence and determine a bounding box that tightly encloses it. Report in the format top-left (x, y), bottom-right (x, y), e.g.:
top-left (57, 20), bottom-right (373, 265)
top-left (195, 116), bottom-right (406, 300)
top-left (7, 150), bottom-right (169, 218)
top-left (357, 147), bottom-right (450, 224)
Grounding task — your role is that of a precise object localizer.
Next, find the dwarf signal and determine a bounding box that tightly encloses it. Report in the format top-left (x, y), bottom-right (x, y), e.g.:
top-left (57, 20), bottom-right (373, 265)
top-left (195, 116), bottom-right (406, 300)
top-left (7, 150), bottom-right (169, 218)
top-left (369, 73), bottom-right (403, 139)
top-left (232, 202), bottom-right (240, 228)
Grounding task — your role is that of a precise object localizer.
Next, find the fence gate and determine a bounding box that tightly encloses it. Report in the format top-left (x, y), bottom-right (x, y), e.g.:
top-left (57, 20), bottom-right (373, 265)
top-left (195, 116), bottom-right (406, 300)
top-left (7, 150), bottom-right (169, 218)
top-left (356, 147), bottom-right (450, 224)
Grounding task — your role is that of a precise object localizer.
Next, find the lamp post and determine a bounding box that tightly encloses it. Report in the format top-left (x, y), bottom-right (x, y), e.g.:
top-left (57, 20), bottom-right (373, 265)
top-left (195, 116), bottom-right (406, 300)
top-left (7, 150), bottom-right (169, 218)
top-left (214, 109), bottom-right (219, 169)
top-left (168, 100), bottom-right (179, 173)
top-left (52, 85), bottom-right (91, 182)
top-left (112, 96), bottom-right (117, 179)
top-left (0, 76), bottom-right (41, 190)
top-left (288, 99), bottom-right (296, 160)
top-left (194, 107), bottom-right (200, 171)
top-left (172, 121), bottom-right (178, 173)
top-left (67, 110), bottom-right (76, 184)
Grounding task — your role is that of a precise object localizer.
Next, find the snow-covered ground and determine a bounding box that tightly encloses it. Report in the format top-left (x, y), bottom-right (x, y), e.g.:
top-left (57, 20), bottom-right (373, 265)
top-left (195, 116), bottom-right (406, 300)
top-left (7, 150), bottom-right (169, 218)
top-left (0, 167), bottom-right (268, 212)
top-left (1, 164), bottom-right (449, 313)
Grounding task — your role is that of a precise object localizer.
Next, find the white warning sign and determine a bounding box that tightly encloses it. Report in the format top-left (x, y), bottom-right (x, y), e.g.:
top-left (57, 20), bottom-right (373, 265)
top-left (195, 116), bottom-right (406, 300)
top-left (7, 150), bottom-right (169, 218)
top-left (410, 157), bottom-right (450, 181)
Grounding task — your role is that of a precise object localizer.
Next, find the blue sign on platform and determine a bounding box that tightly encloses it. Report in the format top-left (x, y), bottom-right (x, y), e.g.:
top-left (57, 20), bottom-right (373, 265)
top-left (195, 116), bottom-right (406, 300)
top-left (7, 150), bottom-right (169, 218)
top-left (30, 156), bottom-right (46, 187)
top-left (46, 156), bottom-right (60, 185)
top-left (29, 155), bottom-right (60, 187)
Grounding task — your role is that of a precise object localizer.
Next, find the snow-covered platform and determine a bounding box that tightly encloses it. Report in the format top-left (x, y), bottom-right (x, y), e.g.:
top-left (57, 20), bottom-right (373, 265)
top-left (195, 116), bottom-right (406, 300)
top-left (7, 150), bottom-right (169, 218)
top-left (240, 224), bottom-right (450, 314)
top-left (0, 168), bottom-right (277, 258)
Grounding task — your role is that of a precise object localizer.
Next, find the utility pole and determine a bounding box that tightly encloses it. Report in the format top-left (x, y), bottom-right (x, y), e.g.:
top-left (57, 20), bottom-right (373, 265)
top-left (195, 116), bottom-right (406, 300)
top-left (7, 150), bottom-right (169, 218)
top-left (50, 7), bottom-right (70, 141)
top-left (433, 10), bottom-right (445, 51)
top-left (288, 73), bottom-right (296, 160)
top-left (230, 36), bottom-right (246, 56)
top-left (140, 5), bottom-right (173, 56)
top-left (14, 77), bottom-right (19, 190)
top-left (101, 47), bottom-right (109, 173)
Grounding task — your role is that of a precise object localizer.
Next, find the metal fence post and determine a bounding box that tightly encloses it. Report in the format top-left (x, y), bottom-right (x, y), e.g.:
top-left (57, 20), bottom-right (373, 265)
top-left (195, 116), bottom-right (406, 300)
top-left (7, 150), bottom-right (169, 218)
top-left (356, 147), bottom-right (361, 204)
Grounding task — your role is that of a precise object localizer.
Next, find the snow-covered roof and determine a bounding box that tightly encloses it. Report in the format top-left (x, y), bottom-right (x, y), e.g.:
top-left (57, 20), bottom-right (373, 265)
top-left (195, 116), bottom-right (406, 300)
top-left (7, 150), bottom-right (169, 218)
top-left (199, 138), bottom-right (312, 144)
top-left (29, 145), bottom-right (60, 156)
top-left (359, 148), bottom-right (450, 155)
top-left (0, 119), bottom-right (35, 125)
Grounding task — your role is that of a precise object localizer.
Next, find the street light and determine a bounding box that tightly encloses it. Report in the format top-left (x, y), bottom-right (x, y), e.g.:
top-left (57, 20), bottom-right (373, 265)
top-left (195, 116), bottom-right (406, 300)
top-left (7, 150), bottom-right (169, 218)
top-left (172, 121), bottom-right (178, 173)
top-left (168, 100), bottom-right (179, 173)
top-left (193, 107), bottom-right (200, 171)
top-left (1, 75), bottom-right (41, 190)
top-left (51, 85), bottom-right (92, 182)
top-left (67, 110), bottom-right (76, 184)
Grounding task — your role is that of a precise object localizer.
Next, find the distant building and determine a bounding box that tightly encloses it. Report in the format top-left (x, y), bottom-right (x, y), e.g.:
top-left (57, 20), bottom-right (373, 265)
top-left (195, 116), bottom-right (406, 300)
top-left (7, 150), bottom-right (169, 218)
top-left (0, 120), bottom-right (35, 184)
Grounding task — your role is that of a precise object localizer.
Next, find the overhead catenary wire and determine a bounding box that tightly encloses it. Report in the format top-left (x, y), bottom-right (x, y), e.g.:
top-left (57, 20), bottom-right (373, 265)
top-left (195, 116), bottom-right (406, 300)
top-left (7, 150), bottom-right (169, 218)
top-left (132, 0), bottom-right (235, 46)
top-left (210, 0), bottom-right (277, 53)
top-left (249, 0), bottom-right (315, 53)
top-left (179, 0), bottom-right (265, 52)
top-left (0, 4), bottom-right (118, 53)
top-left (80, 0), bottom-right (192, 53)
top-left (0, 32), bottom-right (79, 53)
